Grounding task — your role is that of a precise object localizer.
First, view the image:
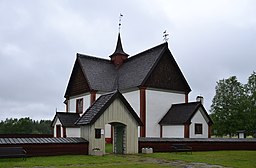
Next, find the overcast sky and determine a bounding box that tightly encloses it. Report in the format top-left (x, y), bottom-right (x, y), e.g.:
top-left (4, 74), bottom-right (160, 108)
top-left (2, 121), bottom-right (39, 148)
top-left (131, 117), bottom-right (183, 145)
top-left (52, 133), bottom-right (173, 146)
top-left (0, 0), bottom-right (255, 121)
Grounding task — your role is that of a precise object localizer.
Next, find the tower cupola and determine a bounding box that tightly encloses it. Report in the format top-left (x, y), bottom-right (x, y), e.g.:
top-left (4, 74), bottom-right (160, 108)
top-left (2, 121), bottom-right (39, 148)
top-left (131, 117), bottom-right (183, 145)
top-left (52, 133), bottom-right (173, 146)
top-left (109, 33), bottom-right (129, 67)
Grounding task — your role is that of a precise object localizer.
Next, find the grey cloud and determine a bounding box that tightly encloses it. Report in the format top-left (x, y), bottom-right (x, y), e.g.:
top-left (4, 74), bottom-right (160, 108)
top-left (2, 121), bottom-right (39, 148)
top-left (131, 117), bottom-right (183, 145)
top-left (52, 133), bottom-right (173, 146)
top-left (0, 0), bottom-right (255, 120)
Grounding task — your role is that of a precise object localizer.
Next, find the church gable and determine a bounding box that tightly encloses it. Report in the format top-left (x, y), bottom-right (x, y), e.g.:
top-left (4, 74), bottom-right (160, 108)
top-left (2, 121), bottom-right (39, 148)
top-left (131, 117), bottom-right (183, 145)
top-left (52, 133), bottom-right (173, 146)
top-left (64, 38), bottom-right (191, 97)
top-left (75, 90), bottom-right (143, 126)
top-left (65, 60), bottom-right (91, 98)
top-left (118, 43), bottom-right (167, 89)
top-left (143, 50), bottom-right (191, 93)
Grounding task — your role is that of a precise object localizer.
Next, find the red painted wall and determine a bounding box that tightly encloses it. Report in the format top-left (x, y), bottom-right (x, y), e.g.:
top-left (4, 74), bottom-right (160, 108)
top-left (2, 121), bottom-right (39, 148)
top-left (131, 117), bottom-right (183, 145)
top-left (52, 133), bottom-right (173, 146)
top-left (0, 143), bottom-right (88, 156)
top-left (139, 139), bottom-right (256, 152)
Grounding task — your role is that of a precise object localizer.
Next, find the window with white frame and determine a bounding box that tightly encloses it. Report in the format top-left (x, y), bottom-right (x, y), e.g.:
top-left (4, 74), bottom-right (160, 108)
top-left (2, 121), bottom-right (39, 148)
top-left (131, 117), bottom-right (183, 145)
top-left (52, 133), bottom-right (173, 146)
top-left (195, 123), bottom-right (203, 134)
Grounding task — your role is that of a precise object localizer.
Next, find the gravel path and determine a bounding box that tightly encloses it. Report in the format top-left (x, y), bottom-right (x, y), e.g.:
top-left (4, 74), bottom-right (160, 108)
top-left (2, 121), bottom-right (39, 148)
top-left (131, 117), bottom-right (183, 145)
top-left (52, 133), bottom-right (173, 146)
top-left (139, 157), bottom-right (229, 168)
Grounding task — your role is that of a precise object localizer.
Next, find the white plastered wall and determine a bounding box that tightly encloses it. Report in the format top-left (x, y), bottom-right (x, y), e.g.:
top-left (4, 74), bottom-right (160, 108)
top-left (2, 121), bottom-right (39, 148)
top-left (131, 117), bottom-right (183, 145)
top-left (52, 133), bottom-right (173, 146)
top-left (96, 93), bottom-right (101, 100)
top-left (163, 125), bottom-right (184, 138)
top-left (68, 93), bottom-right (90, 112)
top-left (123, 90), bottom-right (140, 116)
top-left (66, 127), bottom-right (81, 137)
top-left (104, 124), bottom-right (111, 139)
top-left (146, 89), bottom-right (185, 137)
top-left (68, 93), bottom-right (107, 136)
top-left (189, 108), bottom-right (208, 138)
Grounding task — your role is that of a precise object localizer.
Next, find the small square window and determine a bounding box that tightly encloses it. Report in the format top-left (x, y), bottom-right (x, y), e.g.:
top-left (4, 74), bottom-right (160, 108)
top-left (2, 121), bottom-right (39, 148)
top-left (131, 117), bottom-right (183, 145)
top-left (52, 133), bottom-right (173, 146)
top-left (95, 129), bottom-right (101, 139)
top-left (195, 123), bottom-right (203, 134)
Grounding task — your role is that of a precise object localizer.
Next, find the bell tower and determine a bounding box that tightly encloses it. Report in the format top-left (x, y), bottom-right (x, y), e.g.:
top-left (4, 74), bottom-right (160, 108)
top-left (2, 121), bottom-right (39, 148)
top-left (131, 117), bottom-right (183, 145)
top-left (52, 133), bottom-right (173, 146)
top-left (109, 33), bottom-right (129, 67)
top-left (109, 14), bottom-right (129, 67)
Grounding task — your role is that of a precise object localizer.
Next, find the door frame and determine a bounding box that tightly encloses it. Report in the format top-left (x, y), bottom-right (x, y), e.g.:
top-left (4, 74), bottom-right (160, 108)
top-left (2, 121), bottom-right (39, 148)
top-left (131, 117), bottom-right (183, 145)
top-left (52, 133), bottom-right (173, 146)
top-left (112, 123), bottom-right (126, 154)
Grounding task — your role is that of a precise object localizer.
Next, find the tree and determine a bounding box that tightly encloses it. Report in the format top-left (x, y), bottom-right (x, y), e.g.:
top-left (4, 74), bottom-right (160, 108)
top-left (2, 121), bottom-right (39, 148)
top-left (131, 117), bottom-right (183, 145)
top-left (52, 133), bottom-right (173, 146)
top-left (0, 118), bottom-right (52, 134)
top-left (1, 118), bottom-right (19, 134)
top-left (210, 76), bottom-right (245, 137)
top-left (244, 71), bottom-right (256, 134)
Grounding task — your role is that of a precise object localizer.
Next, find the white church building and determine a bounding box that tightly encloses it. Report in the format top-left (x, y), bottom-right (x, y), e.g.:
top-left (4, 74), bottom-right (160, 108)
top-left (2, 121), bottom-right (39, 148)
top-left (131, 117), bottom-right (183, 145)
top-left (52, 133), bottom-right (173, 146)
top-left (52, 33), bottom-right (213, 154)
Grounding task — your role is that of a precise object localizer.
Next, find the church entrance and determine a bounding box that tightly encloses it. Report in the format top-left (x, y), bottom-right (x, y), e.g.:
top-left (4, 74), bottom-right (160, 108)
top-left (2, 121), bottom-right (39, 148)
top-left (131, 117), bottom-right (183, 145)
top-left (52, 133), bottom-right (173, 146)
top-left (113, 124), bottom-right (126, 154)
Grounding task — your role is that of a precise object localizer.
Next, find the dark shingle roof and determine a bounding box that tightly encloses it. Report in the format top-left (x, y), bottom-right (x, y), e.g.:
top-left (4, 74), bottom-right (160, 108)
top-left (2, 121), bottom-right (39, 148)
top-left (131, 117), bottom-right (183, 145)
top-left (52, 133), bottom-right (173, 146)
top-left (118, 43), bottom-right (167, 89)
top-left (52, 112), bottom-right (80, 127)
top-left (77, 55), bottom-right (116, 91)
top-left (159, 102), bottom-right (213, 125)
top-left (65, 42), bottom-right (191, 97)
top-left (0, 137), bottom-right (87, 145)
top-left (77, 43), bottom-right (167, 91)
top-left (75, 90), bottom-right (143, 126)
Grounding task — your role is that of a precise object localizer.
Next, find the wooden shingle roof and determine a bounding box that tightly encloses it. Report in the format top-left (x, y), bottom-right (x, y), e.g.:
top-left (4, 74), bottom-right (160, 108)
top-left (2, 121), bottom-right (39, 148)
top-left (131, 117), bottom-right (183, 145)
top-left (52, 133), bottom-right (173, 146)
top-left (51, 112), bottom-right (80, 127)
top-left (65, 42), bottom-right (191, 98)
top-left (159, 102), bottom-right (213, 125)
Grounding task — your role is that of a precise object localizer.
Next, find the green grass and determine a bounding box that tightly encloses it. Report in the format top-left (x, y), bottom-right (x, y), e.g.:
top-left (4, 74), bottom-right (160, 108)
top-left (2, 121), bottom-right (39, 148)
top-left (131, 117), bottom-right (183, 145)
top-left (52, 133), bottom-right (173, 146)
top-left (0, 151), bottom-right (255, 168)
top-left (144, 150), bottom-right (256, 168)
top-left (105, 143), bottom-right (113, 153)
top-left (0, 155), bottom-right (171, 168)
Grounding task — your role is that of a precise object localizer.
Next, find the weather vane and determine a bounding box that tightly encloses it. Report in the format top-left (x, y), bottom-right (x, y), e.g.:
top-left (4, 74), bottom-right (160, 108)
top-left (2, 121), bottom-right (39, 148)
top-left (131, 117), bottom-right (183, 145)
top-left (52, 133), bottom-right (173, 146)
top-left (119, 13), bottom-right (123, 33)
top-left (163, 30), bottom-right (169, 42)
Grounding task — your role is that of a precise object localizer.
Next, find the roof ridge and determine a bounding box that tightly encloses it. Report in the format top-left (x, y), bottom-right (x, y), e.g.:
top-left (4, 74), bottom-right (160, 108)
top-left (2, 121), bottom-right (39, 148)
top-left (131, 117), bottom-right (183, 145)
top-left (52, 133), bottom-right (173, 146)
top-left (127, 42), bottom-right (167, 61)
top-left (77, 43), bottom-right (167, 63)
top-left (75, 90), bottom-right (117, 125)
top-left (77, 53), bottom-right (110, 62)
top-left (57, 112), bottom-right (80, 115)
top-left (56, 112), bottom-right (68, 114)
top-left (172, 102), bottom-right (201, 106)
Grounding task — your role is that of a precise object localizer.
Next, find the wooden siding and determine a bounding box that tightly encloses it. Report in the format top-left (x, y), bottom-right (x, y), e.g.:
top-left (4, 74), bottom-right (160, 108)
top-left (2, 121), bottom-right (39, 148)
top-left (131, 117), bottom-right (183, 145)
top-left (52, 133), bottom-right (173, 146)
top-left (65, 61), bottom-right (90, 98)
top-left (81, 98), bottom-right (139, 155)
top-left (208, 125), bottom-right (212, 138)
top-left (90, 90), bottom-right (97, 105)
top-left (184, 124), bottom-right (190, 138)
top-left (0, 143), bottom-right (88, 156)
top-left (144, 51), bottom-right (190, 93)
top-left (0, 138), bottom-right (88, 156)
top-left (139, 87), bottom-right (146, 137)
top-left (185, 94), bottom-right (188, 103)
top-left (139, 138), bottom-right (256, 152)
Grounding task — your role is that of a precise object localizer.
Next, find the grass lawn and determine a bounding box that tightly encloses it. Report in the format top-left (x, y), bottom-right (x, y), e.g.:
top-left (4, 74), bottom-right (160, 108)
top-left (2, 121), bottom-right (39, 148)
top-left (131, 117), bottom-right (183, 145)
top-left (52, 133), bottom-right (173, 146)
top-left (146, 150), bottom-right (256, 168)
top-left (105, 143), bottom-right (113, 153)
top-left (0, 150), bottom-right (255, 168)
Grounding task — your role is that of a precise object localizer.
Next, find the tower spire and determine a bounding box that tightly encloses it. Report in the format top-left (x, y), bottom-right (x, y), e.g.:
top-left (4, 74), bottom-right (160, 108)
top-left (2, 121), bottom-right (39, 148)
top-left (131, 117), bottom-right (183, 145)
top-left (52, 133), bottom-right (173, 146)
top-left (110, 33), bottom-right (129, 57)
top-left (109, 14), bottom-right (129, 67)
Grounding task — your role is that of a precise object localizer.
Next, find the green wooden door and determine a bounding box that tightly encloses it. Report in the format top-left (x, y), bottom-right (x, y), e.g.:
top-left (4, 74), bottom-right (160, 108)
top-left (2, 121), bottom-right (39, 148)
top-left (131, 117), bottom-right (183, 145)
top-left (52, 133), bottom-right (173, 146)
top-left (115, 125), bottom-right (124, 154)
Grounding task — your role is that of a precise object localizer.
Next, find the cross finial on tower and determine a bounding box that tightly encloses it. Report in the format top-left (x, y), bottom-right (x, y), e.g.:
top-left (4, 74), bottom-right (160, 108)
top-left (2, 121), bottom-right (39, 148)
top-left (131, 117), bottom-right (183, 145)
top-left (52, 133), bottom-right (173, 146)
top-left (163, 30), bottom-right (169, 42)
top-left (119, 13), bottom-right (123, 33)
